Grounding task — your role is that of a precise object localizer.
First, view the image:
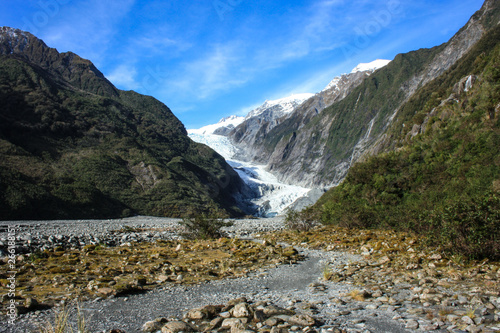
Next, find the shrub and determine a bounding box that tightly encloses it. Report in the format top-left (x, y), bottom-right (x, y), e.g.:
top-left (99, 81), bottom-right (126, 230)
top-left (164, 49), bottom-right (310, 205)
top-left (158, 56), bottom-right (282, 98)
top-left (422, 193), bottom-right (500, 260)
top-left (285, 208), bottom-right (319, 232)
top-left (179, 206), bottom-right (233, 240)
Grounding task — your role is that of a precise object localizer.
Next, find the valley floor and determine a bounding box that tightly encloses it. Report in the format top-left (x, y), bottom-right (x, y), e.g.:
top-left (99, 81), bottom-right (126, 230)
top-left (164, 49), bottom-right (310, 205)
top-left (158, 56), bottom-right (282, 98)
top-left (1, 217), bottom-right (499, 333)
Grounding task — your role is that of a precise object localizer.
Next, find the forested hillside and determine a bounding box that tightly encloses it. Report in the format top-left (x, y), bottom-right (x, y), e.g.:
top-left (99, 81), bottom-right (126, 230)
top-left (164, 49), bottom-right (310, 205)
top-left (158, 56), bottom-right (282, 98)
top-left (0, 28), bottom-right (247, 219)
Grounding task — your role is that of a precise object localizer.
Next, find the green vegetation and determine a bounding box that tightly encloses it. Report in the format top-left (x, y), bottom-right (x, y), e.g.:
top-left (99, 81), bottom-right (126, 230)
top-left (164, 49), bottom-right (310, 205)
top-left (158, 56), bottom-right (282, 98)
top-left (0, 45), bottom-right (244, 219)
top-left (260, 43), bottom-right (447, 180)
top-left (284, 208), bottom-right (319, 232)
top-left (313, 26), bottom-right (500, 261)
top-left (179, 206), bottom-right (234, 240)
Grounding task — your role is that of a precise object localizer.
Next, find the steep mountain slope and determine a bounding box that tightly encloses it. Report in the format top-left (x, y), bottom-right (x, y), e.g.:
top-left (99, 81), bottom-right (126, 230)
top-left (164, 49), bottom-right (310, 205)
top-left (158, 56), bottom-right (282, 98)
top-left (313, 24), bottom-right (500, 260)
top-left (229, 64), bottom-right (389, 163)
top-left (0, 27), bottom-right (247, 220)
top-left (229, 94), bottom-right (313, 161)
top-left (240, 0), bottom-right (499, 188)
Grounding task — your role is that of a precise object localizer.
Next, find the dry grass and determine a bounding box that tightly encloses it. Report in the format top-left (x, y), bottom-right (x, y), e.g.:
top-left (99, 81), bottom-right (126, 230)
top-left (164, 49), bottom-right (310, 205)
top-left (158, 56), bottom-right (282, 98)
top-left (347, 290), bottom-right (367, 302)
top-left (0, 239), bottom-right (303, 311)
top-left (38, 304), bottom-right (89, 333)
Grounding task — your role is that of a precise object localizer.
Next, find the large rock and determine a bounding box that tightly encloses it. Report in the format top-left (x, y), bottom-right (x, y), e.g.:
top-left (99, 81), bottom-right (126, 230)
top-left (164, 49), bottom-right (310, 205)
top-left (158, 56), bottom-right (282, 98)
top-left (161, 321), bottom-right (194, 333)
top-left (230, 303), bottom-right (251, 318)
top-left (142, 318), bottom-right (168, 332)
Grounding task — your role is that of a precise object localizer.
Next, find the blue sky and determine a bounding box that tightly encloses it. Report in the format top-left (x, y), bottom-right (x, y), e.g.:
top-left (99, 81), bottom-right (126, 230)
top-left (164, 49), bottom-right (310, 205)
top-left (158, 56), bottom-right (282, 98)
top-left (1, 0), bottom-right (485, 128)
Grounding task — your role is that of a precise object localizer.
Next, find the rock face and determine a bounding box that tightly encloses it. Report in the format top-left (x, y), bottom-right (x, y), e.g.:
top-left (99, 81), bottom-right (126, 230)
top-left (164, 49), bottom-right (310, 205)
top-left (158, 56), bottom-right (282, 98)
top-left (229, 72), bottom-right (375, 164)
top-left (227, 0), bottom-right (500, 188)
top-left (229, 94), bottom-right (314, 161)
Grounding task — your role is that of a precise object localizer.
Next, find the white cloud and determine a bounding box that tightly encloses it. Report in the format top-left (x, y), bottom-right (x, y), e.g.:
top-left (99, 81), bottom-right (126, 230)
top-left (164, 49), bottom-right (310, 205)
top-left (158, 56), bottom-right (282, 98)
top-left (167, 43), bottom-right (250, 100)
top-left (106, 64), bottom-right (139, 90)
top-left (39, 0), bottom-right (136, 65)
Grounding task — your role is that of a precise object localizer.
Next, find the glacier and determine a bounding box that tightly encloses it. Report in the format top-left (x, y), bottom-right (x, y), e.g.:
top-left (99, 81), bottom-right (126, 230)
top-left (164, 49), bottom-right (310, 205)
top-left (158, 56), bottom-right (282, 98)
top-left (188, 129), bottom-right (312, 217)
top-left (186, 61), bottom-right (391, 216)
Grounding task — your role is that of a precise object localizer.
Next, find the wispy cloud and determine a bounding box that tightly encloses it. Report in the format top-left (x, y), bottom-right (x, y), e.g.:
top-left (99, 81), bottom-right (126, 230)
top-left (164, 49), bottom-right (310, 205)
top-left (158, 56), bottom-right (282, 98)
top-left (166, 43), bottom-right (250, 100)
top-left (39, 0), bottom-right (136, 65)
top-left (106, 64), bottom-right (139, 90)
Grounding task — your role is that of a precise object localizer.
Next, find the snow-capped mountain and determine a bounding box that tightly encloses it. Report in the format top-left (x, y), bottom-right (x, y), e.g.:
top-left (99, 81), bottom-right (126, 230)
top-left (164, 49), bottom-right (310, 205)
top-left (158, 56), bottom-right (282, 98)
top-left (188, 115), bottom-right (244, 136)
top-left (246, 93), bottom-right (314, 119)
top-left (187, 59), bottom-right (392, 215)
top-left (350, 59), bottom-right (391, 74)
top-left (322, 59), bottom-right (391, 92)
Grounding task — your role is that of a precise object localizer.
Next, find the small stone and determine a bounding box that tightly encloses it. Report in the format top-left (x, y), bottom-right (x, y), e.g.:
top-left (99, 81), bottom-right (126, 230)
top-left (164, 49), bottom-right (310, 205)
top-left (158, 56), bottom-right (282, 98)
top-left (461, 316), bottom-right (475, 325)
top-left (254, 310), bottom-right (266, 322)
top-left (219, 311), bottom-right (232, 318)
top-left (265, 317), bottom-right (284, 327)
top-left (428, 254), bottom-right (442, 260)
top-left (230, 321), bottom-right (246, 333)
top-left (270, 327), bottom-right (287, 333)
top-left (206, 317), bottom-right (224, 331)
top-left (377, 256), bottom-right (391, 265)
top-left (97, 287), bottom-right (115, 297)
top-left (288, 314), bottom-right (316, 326)
top-left (263, 305), bottom-right (293, 316)
top-left (221, 318), bottom-right (246, 330)
top-left (227, 297), bottom-right (248, 307)
top-left (446, 314), bottom-right (460, 323)
top-left (157, 275), bottom-right (170, 283)
top-left (465, 325), bottom-right (481, 333)
top-left (186, 309), bottom-right (205, 320)
top-left (405, 319), bottom-right (419, 329)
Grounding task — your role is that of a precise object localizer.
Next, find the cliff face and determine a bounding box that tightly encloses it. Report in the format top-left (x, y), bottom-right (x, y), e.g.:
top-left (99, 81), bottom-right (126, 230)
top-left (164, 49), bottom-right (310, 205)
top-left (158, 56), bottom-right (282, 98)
top-left (231, 0), bottom-right (499, 188)
top-left (229, 69), bottom-right (379, 164)
top-left (0, 27), bottom-right (248, 219)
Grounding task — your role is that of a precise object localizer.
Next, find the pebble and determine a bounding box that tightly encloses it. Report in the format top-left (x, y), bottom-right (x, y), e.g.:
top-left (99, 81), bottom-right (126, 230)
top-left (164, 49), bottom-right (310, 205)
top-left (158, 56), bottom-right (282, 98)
top-left (1, 216), bottom-right (498, 333)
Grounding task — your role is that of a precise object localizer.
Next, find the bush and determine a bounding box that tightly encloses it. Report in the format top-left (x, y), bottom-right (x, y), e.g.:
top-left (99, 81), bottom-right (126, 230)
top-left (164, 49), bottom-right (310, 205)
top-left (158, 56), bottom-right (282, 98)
top-left (179, 206), bottom-right (233, 240)
top-left (285, 208), bottom-right (319, 232)
top-left (422, 193), bottom-right (500, 260)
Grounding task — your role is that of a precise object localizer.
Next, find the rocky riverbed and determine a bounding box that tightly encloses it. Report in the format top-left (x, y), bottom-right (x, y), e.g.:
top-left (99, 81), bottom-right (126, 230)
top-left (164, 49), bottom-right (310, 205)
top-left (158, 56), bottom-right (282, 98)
top-left (0, 217), bottom-right (499, 333)
top-left (0, 216), bottom-right (286, 254)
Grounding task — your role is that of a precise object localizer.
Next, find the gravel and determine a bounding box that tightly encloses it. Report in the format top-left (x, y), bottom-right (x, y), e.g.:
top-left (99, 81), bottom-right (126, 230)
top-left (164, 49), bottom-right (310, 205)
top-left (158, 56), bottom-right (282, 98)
top-left (1, 216), bottom-right (494, 333)
top-left (0, 216), bottom-right (286, 254)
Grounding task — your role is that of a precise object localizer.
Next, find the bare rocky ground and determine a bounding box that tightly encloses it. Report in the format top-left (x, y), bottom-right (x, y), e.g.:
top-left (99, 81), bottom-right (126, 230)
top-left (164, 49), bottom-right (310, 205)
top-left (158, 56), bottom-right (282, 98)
top-left (0, 216), bottom-right (499, 333)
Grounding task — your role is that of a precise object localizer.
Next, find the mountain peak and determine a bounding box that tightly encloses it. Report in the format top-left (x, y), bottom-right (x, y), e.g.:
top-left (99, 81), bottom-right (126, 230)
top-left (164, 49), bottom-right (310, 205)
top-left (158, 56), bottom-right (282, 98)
top-left (322, 59), bottom-right (391, 92)
top-left (350, 59), bottom-right (391, 74)
top-left (0, 27), bottom-right (118, 98)
top-left (247, 93), bottom-right (314, 119)
top-left (0, 26), bottom-right (32, 53)
top-left (188, 115), bottom-right (245, 135)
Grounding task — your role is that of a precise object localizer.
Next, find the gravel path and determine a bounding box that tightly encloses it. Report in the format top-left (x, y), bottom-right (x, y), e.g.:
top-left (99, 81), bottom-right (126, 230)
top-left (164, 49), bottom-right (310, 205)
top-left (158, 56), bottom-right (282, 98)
top-left (0, 217), bottom-right (466, 333)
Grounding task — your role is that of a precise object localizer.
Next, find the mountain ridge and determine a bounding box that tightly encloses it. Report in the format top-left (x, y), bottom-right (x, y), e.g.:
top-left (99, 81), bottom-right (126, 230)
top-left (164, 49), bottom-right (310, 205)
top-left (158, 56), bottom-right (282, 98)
top-left (231, 0), bottom-right (499, 188)
top-left (0, 26), bottom-right (249, 219)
